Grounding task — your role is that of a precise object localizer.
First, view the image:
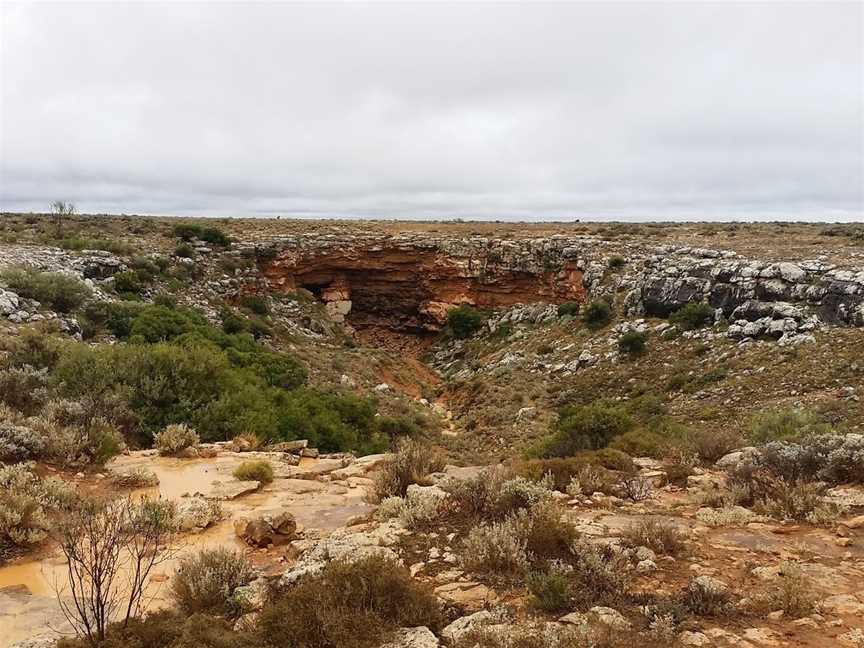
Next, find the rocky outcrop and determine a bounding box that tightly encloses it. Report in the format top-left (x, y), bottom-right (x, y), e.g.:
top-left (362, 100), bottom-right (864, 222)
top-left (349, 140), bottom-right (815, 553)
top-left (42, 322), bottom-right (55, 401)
top-left (625, 246), bottom-right (864, 327)
top-left (253, 235), bottom-right (593, 332)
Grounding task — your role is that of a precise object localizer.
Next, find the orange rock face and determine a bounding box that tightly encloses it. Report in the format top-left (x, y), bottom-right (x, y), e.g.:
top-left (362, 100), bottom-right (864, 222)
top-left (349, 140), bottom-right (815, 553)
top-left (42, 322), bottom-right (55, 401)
top-left (259, 237), bottom-right (587, 331)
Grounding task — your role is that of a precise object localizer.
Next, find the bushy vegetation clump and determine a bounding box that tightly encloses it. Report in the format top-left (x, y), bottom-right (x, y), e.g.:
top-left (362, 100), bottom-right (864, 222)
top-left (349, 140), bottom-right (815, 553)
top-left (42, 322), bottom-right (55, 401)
top-left (749, 407), bottom-right (831, 443)
top-left (257, 556), bottom-right (442, 648)
top-left (372, 438), bottom-right (446, 500)
top-left (171, 548), bottom-right (255, 619)
top-left (669, 302), bottom-right (715, 330)
top-left (173, 223), bottom-right (231, 247)
top-left (537, 401), bottom-right (633, 457)
top-left (581, 300), bottom-right (612, 329)
top-left (232, 460), bottom-right (274, 484)
top-left (1, 268), bottom-right (91, 312)
top-left (618, 330), bottom-right (647, 356)
top-left (447, 305), bottom-right (486, 339)
top-left (154, 424), bottom-right (200, 456)
top-left (556, 301), bottom-right (580, 317)
top-left (0, 463), bottom-right (78, 549)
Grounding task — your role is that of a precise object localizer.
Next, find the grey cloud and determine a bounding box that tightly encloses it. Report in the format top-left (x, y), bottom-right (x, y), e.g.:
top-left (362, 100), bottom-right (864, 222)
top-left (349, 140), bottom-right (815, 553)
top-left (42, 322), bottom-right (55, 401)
top-left (1, 2), bottom-right (861, 221)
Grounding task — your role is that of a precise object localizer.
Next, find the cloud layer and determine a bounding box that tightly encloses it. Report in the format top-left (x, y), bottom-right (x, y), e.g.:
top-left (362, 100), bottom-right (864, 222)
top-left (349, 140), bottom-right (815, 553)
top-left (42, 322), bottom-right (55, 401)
top-left (1, 2), bottom-right (862, 221)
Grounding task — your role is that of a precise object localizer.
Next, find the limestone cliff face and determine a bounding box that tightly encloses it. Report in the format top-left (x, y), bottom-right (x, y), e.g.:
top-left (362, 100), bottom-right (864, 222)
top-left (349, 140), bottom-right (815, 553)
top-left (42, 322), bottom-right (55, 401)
top-left (255, 235), bottom-right (591, 331)
top-left (624, 246), bottom-right (864, 330)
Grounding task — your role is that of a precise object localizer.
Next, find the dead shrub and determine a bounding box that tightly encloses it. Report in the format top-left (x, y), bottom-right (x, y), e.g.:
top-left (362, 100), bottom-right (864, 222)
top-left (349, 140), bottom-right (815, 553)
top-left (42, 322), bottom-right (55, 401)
top-left (620, 518), bottom-right (686, 556)
top-left (683, 576), bottom-right (734, 616)
top-left (371, 438), bottom-right (446, 501)
top-left (254, 555), bottom-right (442, 648)
top-left (748, 562), bottom-right (816, 617)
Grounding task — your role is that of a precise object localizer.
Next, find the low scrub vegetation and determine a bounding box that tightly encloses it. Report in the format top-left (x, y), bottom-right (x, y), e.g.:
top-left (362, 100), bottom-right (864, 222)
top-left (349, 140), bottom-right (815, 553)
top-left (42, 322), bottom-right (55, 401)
top-left (1, 267), bottom-right (91, 312)
top-left (536, 401), bottom-right (633, 456)
top-left (669, 302), bottom-right (714, 330)
top-left (154, 423), bottom-right (200, 456)
top-left (258, 555), bottom-right (442, 648)
top-left (372, 438), bottom-right (446, 500)
top-left (447, 305), bottom-right (486, 339)
top-left (232, 460), bottom-right (274, 484)
top-left (581, 300), bottom-right (612, 329)
top-left (618, 330), bottom-right (646, 356)
top-left (0, 463), bottom-right (78, 551)
top-left (171, 548), bottom-right (255, 619)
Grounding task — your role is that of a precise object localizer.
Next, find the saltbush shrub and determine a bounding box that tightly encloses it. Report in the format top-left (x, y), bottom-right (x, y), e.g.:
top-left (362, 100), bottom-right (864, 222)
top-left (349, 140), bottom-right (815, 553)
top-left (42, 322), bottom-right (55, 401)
top-left (0, 365), bottom-right (49, 414)
top-left (447, 305), bottom-right (486, 339)
top-left (0, 463), bottom-right (77, 548)
top-left (154, 423), bottom-right (200, 456)
top-left (581, 300), bottom-right (612, 329)
top-left (0, 421), bottom-right (45, 462)
top-left (1, 268), bottom-right (91, 312)
top-left (669, 302), bottom-right (715, 330)
top-left (232, 460), bottom-right (274, 484)
top-left (171, 548), bottom-right (255, 619)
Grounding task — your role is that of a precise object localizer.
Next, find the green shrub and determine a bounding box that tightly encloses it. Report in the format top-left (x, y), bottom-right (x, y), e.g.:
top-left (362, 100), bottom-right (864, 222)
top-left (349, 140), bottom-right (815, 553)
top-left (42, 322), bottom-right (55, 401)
top-left (129, 305), bottom-right (198, 342)
top-left (175, 242), bottom-right (195, 258)
top-left (581, 300), bottom-right (612, 329)
top-left (527, 565), bottom-right (571, 612)
top-left (112, 270), bottom-right (144, 294)
top-left (749, 408), bottom-right (830, 443)
top-left (609, 429), bottom-right (665, 458)
top-left (256, 556), bottom-right (442, 648)
top-left (618, 330), bottom-right (647, 356)
top-left (200, 227), bottom-right (231, 247)
top-left (607, 255), bottom-right (626, 270)
top-left (556, 301), bottom-right (580, 317)
top-left (171, 548), bottom-right (255, 619)
top-left (220, 309), bottom-right (247, 334)
top-left (538, 402), bottom-right (633, 456)
top-left (447, 305), bottom-right (486, 339)
top-left (240, 294), bottom-right (269, 315)
top-left (1, 268), bottom-right (91, 312)
top-left (232, 460), bottom-right (274, 484)
top-left (174, 223), bottom-right (204, 241)
top-left (80, 301), bottom-right (143, 338)
top-left (670, 302), bottom-right (715, 330)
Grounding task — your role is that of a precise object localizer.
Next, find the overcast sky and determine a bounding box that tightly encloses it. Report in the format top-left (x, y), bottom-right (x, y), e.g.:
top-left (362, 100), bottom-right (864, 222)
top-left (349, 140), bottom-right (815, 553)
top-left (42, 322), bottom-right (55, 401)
top-left (1, 2), bottom-right (862, 221)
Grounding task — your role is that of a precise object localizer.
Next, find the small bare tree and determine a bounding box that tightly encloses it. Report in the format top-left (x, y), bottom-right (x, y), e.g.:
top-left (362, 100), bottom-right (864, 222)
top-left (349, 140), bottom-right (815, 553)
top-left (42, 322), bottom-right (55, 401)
top-left (53, 496), bottom-right (177, 645)
top-left (50, 200), bottom-right (75, 237)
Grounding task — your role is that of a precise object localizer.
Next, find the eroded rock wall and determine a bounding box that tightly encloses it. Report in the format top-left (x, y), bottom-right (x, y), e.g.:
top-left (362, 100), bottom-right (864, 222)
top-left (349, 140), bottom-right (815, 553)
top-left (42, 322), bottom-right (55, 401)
top-left (256, 235), bottom-right (593, 331)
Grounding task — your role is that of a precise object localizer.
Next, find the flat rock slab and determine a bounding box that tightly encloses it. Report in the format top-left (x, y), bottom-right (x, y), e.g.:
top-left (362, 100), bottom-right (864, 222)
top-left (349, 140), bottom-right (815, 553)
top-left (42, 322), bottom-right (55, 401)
top-left (277, 478), bottom-right (328, 494)
top-left (206, 480), bottom-right (260, 500)
top-left (293, 459), bottom-right (347, 479)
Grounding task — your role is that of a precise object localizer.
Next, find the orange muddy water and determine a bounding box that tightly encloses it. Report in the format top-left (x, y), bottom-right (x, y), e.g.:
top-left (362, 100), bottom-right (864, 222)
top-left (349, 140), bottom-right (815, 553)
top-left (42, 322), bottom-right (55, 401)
top-left (0, 452), bottom-right (372, 647)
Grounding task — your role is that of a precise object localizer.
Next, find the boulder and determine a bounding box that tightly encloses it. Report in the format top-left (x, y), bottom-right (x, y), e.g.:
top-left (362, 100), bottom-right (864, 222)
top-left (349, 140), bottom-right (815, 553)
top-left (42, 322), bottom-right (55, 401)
top-left (176, 496), bottom-right (220, 531)
top-left (441, 611), bottom-right (494, 642)
top-left (379, 627), bottom-right (439, 648)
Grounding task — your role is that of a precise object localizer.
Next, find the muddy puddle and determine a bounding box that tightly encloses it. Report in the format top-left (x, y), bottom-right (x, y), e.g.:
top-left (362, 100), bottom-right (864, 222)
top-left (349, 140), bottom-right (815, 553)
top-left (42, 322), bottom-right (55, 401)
top-left (0, 452), bottom-right (372, 647)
